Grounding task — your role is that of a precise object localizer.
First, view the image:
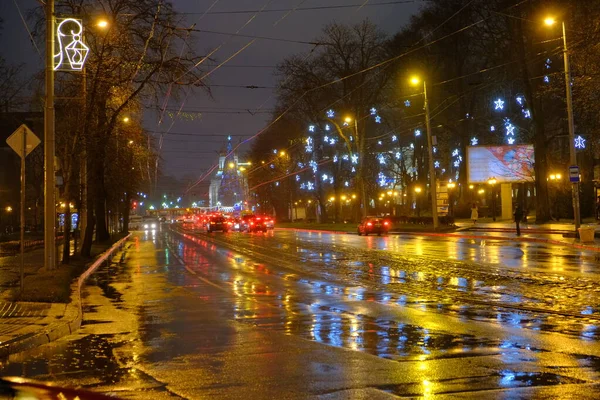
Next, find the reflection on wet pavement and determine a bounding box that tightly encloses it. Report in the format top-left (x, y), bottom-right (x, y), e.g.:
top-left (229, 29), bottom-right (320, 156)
top-left (0, 228), bottom-right (598, 398)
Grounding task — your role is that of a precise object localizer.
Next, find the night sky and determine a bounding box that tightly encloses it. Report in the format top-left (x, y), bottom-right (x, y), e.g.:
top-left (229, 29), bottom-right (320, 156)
top-left (0, 0), bottom-right (422, 195)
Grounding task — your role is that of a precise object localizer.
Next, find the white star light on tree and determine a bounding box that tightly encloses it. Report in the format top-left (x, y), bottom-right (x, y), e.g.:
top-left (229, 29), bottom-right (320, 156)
top-left (329, 177), bottom-right (334, 184)
top-left (344, 181), bottom-right (349, 187)
top-left (516, 96), bottom-right (524, 105)
top-left (370, 107), bottom-right (377, 115)
top-left (378, 155), bottom-right (386, 165)
top-left (434, 161), bottom-right (440, 168)
top-left (490, 125), bottom-right (496, 132)
top-left (333, 155), bottom-right (338, 162)
top-left (326, 109), bottom-right (335, 118)
top-left (296, 175), bottom-right (300, 181)
top-left (404, 100), bottom-right (411, 107)
top-left (297, 162), bottom-right (304, 168)
top-left (452, 149), bottom-right (459, 157)
top-left (351, 154), bottom-right (358, 164)
top-left (410, 143), bottom-right (414, 149)
top-left (324, 136), bottom-right (329, 142)
top-left (391, 135), bottom-right (397, 142)
top-left (322, 174), bottom-right (328, 181)
top-left (375, 115), bottom-right (382, 123)
top-left (575, 135), bottom-right (586, 149)
top-left (351, 167), bottom-right (356, 173)
top-left (522, 109), bottom-right (531, 118)
top-left (308, 125), bottom-right (315, 132)
top-left (494, 98), bottom-right (505, 110)
top-left (307, 182), bottom-right (314, 190)
top-left (415, 129), bottom-right (421, 137)
top-left (343, 121), bottom-right (349, 126)
top-left (506, 124), bottom-right (515, 136)
top-left (378, 140), bottom-right (382, 145)
top-left (342, 154), bottom-right (349, 161)
top-left (395, 152), bottom-right (401, 159)
top-left (453, 160), bottom-right (460, 168)
top-left (507, 137), bottom-right (515, 145)
top-left (300, 183), bottom-right (306, 189)
top-left (325, 124), bottom-right (331, 131)
top-left (433, 147), bottom-right (437, 154)
top-left (471, 137), bottom-right (478, 146)
top-left (544, 76), bottom-right (550, 83)
top-left (329, 138), bottom-right (336, 145)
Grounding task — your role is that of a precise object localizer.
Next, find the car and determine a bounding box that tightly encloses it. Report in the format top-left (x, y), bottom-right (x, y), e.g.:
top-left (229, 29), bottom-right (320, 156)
top-left (264, 216), bottom-right (275, 230)
top-left (247, 215), bottom-right (268, 233)
top-left (357, 217), bottom-right (390, 236)
top-left (142, 216), bottom-right (159, 230)
top-left (205, 215), bottom-right (229, 233)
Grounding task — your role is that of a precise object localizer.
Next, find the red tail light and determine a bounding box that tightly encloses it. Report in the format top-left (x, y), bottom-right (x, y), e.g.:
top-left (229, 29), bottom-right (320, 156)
top-left (384, 221), bottom-right (389, 226)
top-left (367, 222), bottom-right (372, 226)
top-left (250, 222), bottom-right (254, 225)
top-left (256, 217), bottom-right (262, 220)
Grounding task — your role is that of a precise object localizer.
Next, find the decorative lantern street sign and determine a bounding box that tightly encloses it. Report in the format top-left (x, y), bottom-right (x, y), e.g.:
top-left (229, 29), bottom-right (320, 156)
top-left (54, 18), bottom-right (89, 71)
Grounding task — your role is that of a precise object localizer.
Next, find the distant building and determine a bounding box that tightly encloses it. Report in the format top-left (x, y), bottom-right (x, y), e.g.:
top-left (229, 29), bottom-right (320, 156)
top-left (209, 136), bottom-right (250, 208)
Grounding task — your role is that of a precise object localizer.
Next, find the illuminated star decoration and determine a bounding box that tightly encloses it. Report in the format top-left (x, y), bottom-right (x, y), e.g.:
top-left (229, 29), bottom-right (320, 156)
top-left (307, 182), bottom-right (314, 190)
top-left (273, 149), bottom-right (278, 154)
top-left (300, 183), bottom-right (306, 190)
top-left (378, 140), bottom-right (382, 145)
top-left (351, 167), bottom-right (356, 173)
top-left (395, 152), bottom-right (401, 159)
top-left (322, 174), bottom-right (328, 181)
top-left (522, 109), bottom-right (531, 119)
top-left (453, 161), bottom-right (460, 168)
top-left (324, 135), bottom-right (329, 142)
top-left (344, 181), bottom-right (349, 187)
top-left (308, 125), bottom-right (315, 132)
top-left (378, 154), bottom-right (386, 165)
top-left (404, 100), bottom-right (411, 107)
top-left (545, 58), bottom-right (552, 69)
top-left (505, 123), bottom-right (515, 136)
top-left (516, 96), bottom-right (524, 105)
top-left (296, 175), bottom-right (300, 181)
top-left (333, 155), bottom-right (338, 162)
top-left (410, 143), bottom-right (414, 149)
top-left (375, 115), bottom-right (382, 123)
top-left (452, 149), bottom-right (460, 157)
top-left (343, 121), bottom-right (349, 127)
top-left (378, 173), bottom-right (387, 187)
top-left (574, 135), bottom-right (586, 149)
top-left (351, 154), bottom-right (358, 164)
top-left (391, 135), bottom-right (397, 142)
top-left (490, 125), bottom-right (496, 132)
top-left (507, 137), bottom-right (515, 145)
top-left (434, 161), bottom-right (440, 168)
top-left (415, 129), bottom-right (421, 137)
top-left (325, 124), bottom-right (331, 131)
top-left (342, 154), bottom-right (349, 161)
top-left (544, 76), bottom-right (550, 83)
top-left (494, 98), bottom-right (505, 110)
top-left (433, 147), bottom-right (437, 154)
top-left (471, 137), bottom-right (479, 146)
top-left (370, 107), bottom-right (377, 115)
top-left (329, 177), bottom-right (334, 184)
top-left (329, 138), bottom-right (336, 145)
top-left (326, 109), bottom-right (335, 118)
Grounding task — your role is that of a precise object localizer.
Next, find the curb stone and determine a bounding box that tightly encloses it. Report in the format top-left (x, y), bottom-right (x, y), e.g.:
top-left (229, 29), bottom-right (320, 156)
top-left (0, 234), bottom-right (131, 357)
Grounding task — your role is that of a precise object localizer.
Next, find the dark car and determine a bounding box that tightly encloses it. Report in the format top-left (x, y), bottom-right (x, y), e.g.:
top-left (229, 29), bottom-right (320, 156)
top-left (357, 217), bottom-right (390, 236)
top-left (206, 215), bottom-right (229, 233)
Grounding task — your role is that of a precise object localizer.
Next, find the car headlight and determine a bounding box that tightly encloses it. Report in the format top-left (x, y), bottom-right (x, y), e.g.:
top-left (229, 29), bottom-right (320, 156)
top-left (143, 224), bottom-right (149, 229)
top-left (151, 223), bottom-right (156, 228)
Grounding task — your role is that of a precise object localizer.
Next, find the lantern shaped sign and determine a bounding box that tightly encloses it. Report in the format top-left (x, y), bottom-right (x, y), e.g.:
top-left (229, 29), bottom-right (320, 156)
top-left (54, 18), bottom-right (89, 71)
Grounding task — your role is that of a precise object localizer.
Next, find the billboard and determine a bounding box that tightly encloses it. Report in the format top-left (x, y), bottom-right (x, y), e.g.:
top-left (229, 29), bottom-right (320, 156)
top-left (467, 145), bottom-right (534, 183)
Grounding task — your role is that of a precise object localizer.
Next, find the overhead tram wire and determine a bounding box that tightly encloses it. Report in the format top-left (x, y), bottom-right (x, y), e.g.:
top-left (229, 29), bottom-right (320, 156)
top-left (184, 0), bottom-right (531, 192)
top-left (177, 1), bottom-right (427, 15)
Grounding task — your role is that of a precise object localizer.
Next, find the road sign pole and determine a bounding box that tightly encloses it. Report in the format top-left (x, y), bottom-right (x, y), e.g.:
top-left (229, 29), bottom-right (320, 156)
top-left (20, 127), bottom-right (26, 295)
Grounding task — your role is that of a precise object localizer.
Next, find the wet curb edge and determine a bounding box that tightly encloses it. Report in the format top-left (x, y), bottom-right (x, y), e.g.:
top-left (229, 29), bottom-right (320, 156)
top-left (275, 228), bottom-right (600, 252)
top-left (0, 233), bottom-right (131, 358)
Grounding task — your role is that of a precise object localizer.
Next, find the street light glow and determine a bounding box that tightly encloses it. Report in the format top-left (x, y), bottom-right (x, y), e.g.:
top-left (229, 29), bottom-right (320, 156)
top-left (410, 76), bottom-right (420, 85)
top-left (97, 19), bottom-right (109, 28)
top-left (122, 116), bottom-right (130, 123)
top-left (344, 117), bottom-right (352, 123)
top-left (414, 186), bottom-right (422, 193)
top-left (544, 17), bottom-right (557, 26)
top-left (5, 206), bottom-right (12, 213)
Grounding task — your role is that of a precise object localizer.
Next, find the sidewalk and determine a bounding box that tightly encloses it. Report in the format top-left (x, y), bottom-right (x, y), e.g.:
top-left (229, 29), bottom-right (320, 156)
top-left (0, 235), bottom-right (130, 357)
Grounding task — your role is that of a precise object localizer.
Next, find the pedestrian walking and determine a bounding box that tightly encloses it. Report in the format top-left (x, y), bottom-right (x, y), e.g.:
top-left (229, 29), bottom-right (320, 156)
top-left (514, 204), bottom-right (524, 236)
top-left (471, 203), bottom-right (478, 224)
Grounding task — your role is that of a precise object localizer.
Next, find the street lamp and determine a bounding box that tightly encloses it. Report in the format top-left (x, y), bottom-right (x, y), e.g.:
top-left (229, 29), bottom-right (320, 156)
top-left (410, 76), bottom-right (439, 229)
top-left (487, 177), bottom-right (497, 221)
top-left (545, 16), bottom-right (581, 233)
top-left (97, 19), bottom-right (109, 28)
top-left (414, 186), bottom-right (422, 217)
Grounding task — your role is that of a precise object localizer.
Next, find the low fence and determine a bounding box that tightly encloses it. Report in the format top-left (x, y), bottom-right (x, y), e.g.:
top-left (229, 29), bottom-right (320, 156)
top-left (0, 236), bottom-right (65, 256)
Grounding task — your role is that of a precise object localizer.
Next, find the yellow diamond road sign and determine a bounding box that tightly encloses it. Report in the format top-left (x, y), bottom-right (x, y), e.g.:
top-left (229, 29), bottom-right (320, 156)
top-left (6, 124), bottom-right (40, 158)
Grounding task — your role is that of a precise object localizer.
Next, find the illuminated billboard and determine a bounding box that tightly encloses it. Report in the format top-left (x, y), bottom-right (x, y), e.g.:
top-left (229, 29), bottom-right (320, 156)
top-left (467, 145), bottom-right (534, 183)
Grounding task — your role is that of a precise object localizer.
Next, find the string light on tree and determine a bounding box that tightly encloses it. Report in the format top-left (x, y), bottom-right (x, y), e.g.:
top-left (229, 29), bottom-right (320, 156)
top-left (307, 182), bottom-right (314, 191)
top-left (342, 154), bottom-right (349, 161)
top-left (325, 124), bottom-right (330, 131)
top-left (370, 107), bottom-right (377, 115)
top-left (490, 125), bottom-right (495, 132)
top-left (434, 160), bottom-right (440, 168)
top-left (507, 137), bottom-right (515, 145)
top-left (544, 76), bottom-right (550, 83)
top-left (395, 152), bottom-right (401, 159)
top-left (522, 109), bottom-right (531, 118)
top-left (415, 129), bottom-right (421, 137)
top-left (471, 137), bottom-right (479, 146)
top-left (404, 100), bottom-right (411, 107)
top-left (378, 154), bottom-right (386, 165)
top-left (391, 135), bottom-right (397, 142)
top-left (308, 125), bottom-right (315, 132)
top-left (326, 109), bottom-right (335, 118)
top-left (494, 98), bottom-right (505, 110)
top-left (516, 96), bottom-right (524, 106)
top-left (351, 154), bottom-right (358, 164)
top-left (321, 174), bottom-right (328, 181)
top-left (375, 115), bottom-right (382, 123)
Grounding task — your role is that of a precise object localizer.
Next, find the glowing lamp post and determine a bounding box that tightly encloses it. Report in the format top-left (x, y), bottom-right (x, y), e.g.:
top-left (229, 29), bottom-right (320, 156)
top-left (410, 76), bottom-right (439, 229)
top-left (545, 16), bottom-right (581, 233)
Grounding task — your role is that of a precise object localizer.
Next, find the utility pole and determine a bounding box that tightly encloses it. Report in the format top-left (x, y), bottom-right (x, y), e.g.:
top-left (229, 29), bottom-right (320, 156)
top-left (562, 21), bottom-right (581, 233)
top-left (423, 80), bottom-right (439, 230)
top-left (44, 0), bottom-right (56, 269)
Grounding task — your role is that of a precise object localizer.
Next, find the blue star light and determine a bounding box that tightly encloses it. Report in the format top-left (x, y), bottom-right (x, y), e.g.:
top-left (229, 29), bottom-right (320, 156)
top-left (375, 115), bottom-right (382, 123)
top-left (575, 135), bottom-right (586, 149)
top-left (404, 100), bottom-right (411, 107)
top-left (471, 137), bottom-right (479, 146)
top-left (494, 98), bottom-right (505, 110)
top-left (370, 107), bottom-right (377, 115)
top-left (415, 129), bottom-right (421, 137)
top-left (308, 125), bottom-right (315, 132)
top-left (326, 109), bottom-right (335, 118)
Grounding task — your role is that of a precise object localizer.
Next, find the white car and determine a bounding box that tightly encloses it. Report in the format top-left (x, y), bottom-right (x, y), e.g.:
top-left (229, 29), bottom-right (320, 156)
top-left (130, 215), bottom-right (143, 230)
top-left (142, 217), bottom-right (159, 230)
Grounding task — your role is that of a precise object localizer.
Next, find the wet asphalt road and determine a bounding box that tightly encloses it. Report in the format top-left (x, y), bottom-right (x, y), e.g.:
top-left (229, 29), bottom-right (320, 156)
top-left (1, 226), bottom-right (600, 398)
